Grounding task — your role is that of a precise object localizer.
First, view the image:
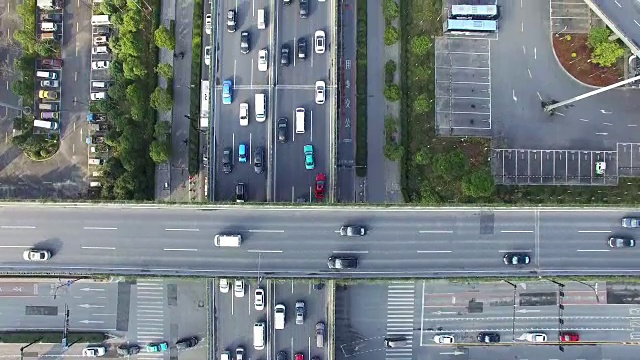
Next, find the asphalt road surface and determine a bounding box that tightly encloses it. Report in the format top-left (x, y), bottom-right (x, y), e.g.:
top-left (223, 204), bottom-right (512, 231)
top-left (4, 205), bottom-right (640, 277)
top-left (591, 0), bottom-right (640, 54)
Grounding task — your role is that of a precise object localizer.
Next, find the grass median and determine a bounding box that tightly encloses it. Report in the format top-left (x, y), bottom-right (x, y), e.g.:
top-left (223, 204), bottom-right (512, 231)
top-left (355, 0), bottom-right (368, 177)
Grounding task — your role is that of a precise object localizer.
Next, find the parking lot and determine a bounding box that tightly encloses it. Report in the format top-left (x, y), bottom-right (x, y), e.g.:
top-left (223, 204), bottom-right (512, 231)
top-left (435, 36), bottom-right (493, 137)
top-left (215, 278), bottom-right (328, 360)
top-left (550, 0), bottom-right (592, 33)
top-left (491, 148), bottom-right (618, 185)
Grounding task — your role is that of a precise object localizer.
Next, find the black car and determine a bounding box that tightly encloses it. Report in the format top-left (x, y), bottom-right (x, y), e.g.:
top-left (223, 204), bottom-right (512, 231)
top-left (176, 337), bottom-right (199, 350)
top-left (297, 38), bottom-right (307, 59)
top-left (281, 45), bottom-right (290, 66)
top-left (222, 147), bottom-right (232, 174)
top-left (277, 351), bottom-right (287, 360)
top-left (299, 0), bottom-right (308, 18)
top-left (227, 10), bottom-right (237, 32)
top-left (277, 117), bottom-right (288, 143)
top-left (477, 332), bottom-right (500, 343)
top-left (254, 146), bottom-right (264, 174)
top-left (340, 225), bottom-right (366, 237)
top-left (235, 183), bottom-right (246, 203)
top-left (240, 31), bottom-right (250, 54)
top-left (41, 12), bottom-right (62, 22)
top-left (608, 236), bottom-right (635, 248)
top-left (503, 253), bottom-right (530, 265)
top-left (92, 25), bottom-right (110, 35)
top-left (117, 344), bottom-right (140, 356)
top-left (328, 256), bottom-right (358, 269)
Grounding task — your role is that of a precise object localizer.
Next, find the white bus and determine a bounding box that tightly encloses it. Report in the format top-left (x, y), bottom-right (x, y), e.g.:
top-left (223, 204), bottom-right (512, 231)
top-left (451, 4), bottom-right (499, 20)
top-left (200, 80), bottom-right (210, 128)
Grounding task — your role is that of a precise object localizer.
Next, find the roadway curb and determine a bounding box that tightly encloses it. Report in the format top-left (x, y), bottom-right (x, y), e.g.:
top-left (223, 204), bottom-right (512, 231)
top-left (547, 32), bottom-right (599, 90)
top-left (327, 280), bottom-right (335, 360)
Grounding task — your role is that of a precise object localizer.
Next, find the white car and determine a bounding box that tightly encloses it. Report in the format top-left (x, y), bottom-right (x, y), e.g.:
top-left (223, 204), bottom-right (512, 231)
top-left (91, 60), bottom-right (110, 70)
top-left (433, 335), bottom-right (455, 344)
top-left (258, 49), bottom-right (268, 72)
top-left (91, 92), bottom-right (106, 101)
top-left (315, 80), bottom-right (325, 104)
top-left (254, 288), bottom-right (265, 311)
top-left (314, 30), bottom-right (325, 54)
top-left (82, 346), bottom-right (106, 357)
top-left (523, 332), bottom-right (547, 342)
top-left (22, 249), bottom-right (51, 261)
top-left (204, 46), bottom-right (211, 66)
top-left (205, 13), bottom-right (212, 35)
top-left (92, 46), bottom-right (109, 54)
top-left (239, 103), bottom-right (249, 126)
top-left (219, 278), bottom-right (229, 293)
top-left (234, 279), bottom-right (244, 297)
top-left (40, 80), bottom-right (59, 88)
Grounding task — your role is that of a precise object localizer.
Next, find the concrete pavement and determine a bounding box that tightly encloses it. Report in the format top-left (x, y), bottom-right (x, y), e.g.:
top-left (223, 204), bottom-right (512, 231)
top-left (0, 205), bottom-right (640, 277)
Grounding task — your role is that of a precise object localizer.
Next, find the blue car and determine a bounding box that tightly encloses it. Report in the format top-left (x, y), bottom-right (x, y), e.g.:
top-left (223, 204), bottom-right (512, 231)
top-left (222, 80), bottom-right (232, 104)
top-left (304, 144), bottom-right (314, 170)
top-left (146, 342), bottom-right (168, 353)
top-left (238, 143), bottom-right (247, 163)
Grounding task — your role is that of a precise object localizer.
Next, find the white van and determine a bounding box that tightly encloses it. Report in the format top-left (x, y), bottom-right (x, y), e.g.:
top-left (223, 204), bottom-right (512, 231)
top-left (255, 93), bottom-right (266, 122)
top-left (257, 9), bottom-right (266, 30)
top-left (295, 107), bottom-right (305, 133)
top-left (91, 15), bottom-right (110, 26)
top-left (92, 81), bottom-right (108, 89)
top-left (253, 322), bottom-right (265, 350)
top-left (274, 303), bottom-right (285, 330)
top-left (36, 71), bottom-right (57, 79)
top-left (40, 22), bottom-right (57, 32)
top-left (214, 234), bottom-right (242, 247)
top-left (33, 119), bottom-right (59, 130)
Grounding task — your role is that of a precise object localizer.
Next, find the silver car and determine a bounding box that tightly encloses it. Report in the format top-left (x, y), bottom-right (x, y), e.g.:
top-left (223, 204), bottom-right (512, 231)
top-left (340, 225), bottom-right (366, 236)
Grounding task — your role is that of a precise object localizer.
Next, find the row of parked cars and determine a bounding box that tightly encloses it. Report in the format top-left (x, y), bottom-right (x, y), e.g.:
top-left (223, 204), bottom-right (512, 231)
top-left (34, 8), bottom-right (64, 133)
top-left (90, 16), bottom-right (112, 101)
top-left (430, 331), bottom-right (580, 344)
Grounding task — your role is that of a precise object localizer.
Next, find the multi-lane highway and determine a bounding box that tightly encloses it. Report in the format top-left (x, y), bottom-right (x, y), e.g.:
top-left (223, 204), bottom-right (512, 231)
top-left (1, 205), bottom-right (640, 277)
top-left (212, 0), bottom-right (335, 203)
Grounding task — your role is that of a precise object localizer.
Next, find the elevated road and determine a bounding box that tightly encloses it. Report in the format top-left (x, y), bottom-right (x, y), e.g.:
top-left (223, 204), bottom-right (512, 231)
top-left (0, 205), bottom-right (638, 277)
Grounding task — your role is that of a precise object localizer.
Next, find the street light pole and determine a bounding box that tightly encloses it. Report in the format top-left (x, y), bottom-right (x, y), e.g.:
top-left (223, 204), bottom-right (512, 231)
top-left (503, 280), bottom-right (517, 342)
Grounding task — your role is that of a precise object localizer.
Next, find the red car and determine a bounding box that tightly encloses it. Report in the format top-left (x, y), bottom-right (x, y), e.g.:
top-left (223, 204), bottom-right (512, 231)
top-left (558, 332), bottom-right (579, 342)
top-left (39, 59), bottom-right (63, 69)
top-left (294, 354), bottom-right (303, 360)
top-left (314, 173), bottom-right (325, 199)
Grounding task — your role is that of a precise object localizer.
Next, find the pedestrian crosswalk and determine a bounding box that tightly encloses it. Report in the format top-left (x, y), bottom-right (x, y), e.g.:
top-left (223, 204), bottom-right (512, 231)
top-left (134, 278), bottom-right (165, 359)
top-left (385, 281), bottom-right (415, 360)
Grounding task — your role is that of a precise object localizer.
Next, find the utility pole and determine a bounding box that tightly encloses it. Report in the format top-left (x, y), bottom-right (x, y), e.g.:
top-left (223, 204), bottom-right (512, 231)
top-left (543, 74), bottom-right (640, 113)
top-left (503, 280), bottom-right (517, 342)
top-left (61, 303), bottom-right (70, 352)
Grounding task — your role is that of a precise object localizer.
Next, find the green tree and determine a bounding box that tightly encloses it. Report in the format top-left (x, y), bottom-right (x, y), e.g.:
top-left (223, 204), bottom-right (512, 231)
top-left (413, 94), bottom-right (431, 113)
top-left (35, 41), bottom-right (56, 57)
top-left (154, 120), bottom-right (171, 138)
top-left (149, 140), bottom-right (171, 163)
top-left (12, 30), bottom-right (36, 53)
top-left (156, 63), bottom-right (173, 79)
top-left (122, 57), bottom-right (147, 79)
top-left (410, 65), bottom-right (430, 80)
top-left (384, 60), bottom-right (396, 85)
top-left (431, 150), bottom-right (468, 179)
top-left (414, 149), bottom-right (429, 166)
top-left (410, 35), bottom-right (431, 55)
top-left (120, 8), bottom-right (142, 33)
top-left (383, 84), bottom-right (400, 102)
top-left (384, 116), bottom-right (397, 136)
top-left (384, 25), bottom-right (399, 45)
top-left (383, 143), bottom-right (403, 161)
top-left (154, 26), bottom-right (175, 50)
top-left (150, 87), bottom-right (173, 111)
top-left (591, 41), bottom-right (624, 67)
top-left (10, 78), bottom-right (34, 100)
top-left (382, 0), bottom-right (399, 20)
top-left (587, 26), bottom-right (610, 49)
top-left (461, 170), bottom-right (494, 198)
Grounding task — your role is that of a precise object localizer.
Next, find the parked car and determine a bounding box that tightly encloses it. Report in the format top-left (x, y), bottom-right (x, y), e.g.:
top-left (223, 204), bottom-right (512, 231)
top-left (239, 103), bottom-right (249, 126)
top-left (91, 60), bottom-right (110, 69)
top-left (226, 10), bottom-right (236, 32)
top-left (281, 44), bottom-right (290, 66)
top-left (93, 36), bottom-right (108, 45)
top-left (295, 301), bottom-right (305, 325)
top-left (222, 147), bottom-right (232, 174)
top-left (40, 80), bottom-right (59, 88)
top-left (254, 146), bottom-right (264, 174)
top-left (297, 38), bottom-right (307, 59)
top-left (91, 92), bottom-right (106, 101)
top-left (38, 90), bottom-right (58, 100)
top-left (204, 46), bottom-right (211, 66)
top-left (38, 58), bottom-right (63, 69)
top-left (238, 143), bottom-right (247, 163)
top-left (92, 26), bottom-right (110, 35)
top-left (558, 332), bottom-right (579, 342)
top-left (234, 279), bottom-right (244, 297)
top-left (92, 46), bottom-right (109, 54)
top-left (205, 13), bottom-right (212, 34)
top-left (254, 288), bottom-right (265, 310)
top-left (41, 12), bottom-right (62, 21)
top-left (116, 344), bottom-right (140, 356)
top-left (522, 332), bottom-right (547, 342)
top-left (235, 183), bottom-right (246, 203)
top-left (477, 332), bottom-right (500, 343)
top-left (219, 278), bottom-right (229, 293)
top-left (433, 335), bottom-right (455, 344)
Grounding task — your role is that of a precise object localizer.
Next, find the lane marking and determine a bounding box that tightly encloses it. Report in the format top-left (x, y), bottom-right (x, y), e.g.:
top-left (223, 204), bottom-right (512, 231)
top-left (84, 227), bottom-right (118, 230)
top-left (0, 226), bottom-right (36, 229)
top-left (577, 249), bottom-right (610, 252)
top-left (0, 245), bottom-right (31, 248)
top-left (419, 230), bottom-right (453, 234)
top-left (578, 230), bottom-right (611, 233)
top-left (498, 249), bottom-right (532, 253)
top-left (247, 229), bottom-right (285, 233)
top-left (417, 250), bottom-right (452, 253)
top-left (163, 248), bottom-right (198, 252)
top-left (82, 246), bottom-right (116, 250)
top-left (500, 230), bottom-right (533, 233)
top-left (332, 250), bottom-right (369, 254)
top-left (247, 250), bottom-right (283, 253)
top-left (165, 228), bottom-right (200, 232)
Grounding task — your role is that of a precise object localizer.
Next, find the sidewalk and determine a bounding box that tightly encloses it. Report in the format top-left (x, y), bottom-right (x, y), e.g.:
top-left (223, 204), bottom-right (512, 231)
top-left (155, 0), bottom-right (194, 202)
